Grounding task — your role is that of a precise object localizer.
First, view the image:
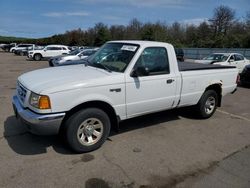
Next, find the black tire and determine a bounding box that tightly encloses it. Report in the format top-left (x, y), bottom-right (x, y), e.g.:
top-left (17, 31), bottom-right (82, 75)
top-left (63, 108), bottom-right (111, 153)
top-left (34, 53), bottom-right (42, 61)
top-left (195, 90), bottom-right (218, 119)
top-left (49, 61), bottom-right (54, 67)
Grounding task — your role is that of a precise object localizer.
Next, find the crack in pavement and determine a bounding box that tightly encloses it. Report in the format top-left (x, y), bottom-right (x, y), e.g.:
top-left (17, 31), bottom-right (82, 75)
top-left (102, 151), bottom-right (135, 185)
top-left (217, 109), bottom-right (250, 123)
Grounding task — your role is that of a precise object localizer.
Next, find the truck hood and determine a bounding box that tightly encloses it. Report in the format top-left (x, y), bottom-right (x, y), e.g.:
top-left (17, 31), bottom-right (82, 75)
top-left (18, 65), bottom-right (122, 94)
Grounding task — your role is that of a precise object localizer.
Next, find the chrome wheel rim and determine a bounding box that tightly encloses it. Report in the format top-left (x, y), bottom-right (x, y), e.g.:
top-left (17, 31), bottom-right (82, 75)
top-left (77, 118), bottom-right (104, 146)
top-left (205, 96), bottom-right (216, 114)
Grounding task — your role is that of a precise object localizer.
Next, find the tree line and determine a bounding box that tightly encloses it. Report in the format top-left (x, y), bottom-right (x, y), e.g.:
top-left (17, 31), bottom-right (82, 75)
top-left (2, 5), bottom-right (250, 48)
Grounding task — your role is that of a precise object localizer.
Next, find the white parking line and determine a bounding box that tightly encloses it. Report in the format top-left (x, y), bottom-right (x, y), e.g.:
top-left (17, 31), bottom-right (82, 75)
top-left (217, 109), bottom-right (250, 123)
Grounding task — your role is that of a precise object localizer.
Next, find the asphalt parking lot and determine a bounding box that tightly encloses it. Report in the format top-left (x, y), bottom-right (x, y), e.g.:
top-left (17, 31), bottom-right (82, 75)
top-left (0, 51), bottom-right (250, 188)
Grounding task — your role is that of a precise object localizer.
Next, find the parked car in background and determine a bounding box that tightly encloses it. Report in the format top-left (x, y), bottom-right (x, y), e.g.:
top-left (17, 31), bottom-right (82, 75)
top-left (240, 64), bottom-right (250, 86)
top-left (1, 43), bottom-right (16, 52)
top-left (175, 48), bottom-right (184, 62)
top-left (195, 53), bottom-right (228, 64)
top-left (14, 48), bottom-right (28, 56)
top-left (15, 45), bottom-right (35, 56)
top-left (195, 53), bottom-right (250, 73)
top-left (0, 43), bottom-right (6, 48)
top-left (49, 48), bottom-right (98, 66)
top-left (28, 45), bottom-right (70, 61)
top-left (68, 46), bottom-right (79, 51)
top-left (10, 44), bottom-right (34, 53)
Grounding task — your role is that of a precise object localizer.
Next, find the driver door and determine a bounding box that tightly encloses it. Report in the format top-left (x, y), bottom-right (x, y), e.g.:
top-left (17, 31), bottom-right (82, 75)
top-left (125, 47), bottom-right (177, 118)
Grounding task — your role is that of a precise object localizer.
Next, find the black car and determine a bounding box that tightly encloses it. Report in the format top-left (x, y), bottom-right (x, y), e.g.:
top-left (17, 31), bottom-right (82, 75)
top-left (240, 64), bottom-right (250, 86)
top-left (14, 47), bottom-right (30, 56)
top-left (1, 43), bottom-right (16, 52)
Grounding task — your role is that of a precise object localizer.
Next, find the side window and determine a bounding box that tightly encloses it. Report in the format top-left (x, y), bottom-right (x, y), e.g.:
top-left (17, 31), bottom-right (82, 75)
top-left (81, 51), bottom-right (88, 56)
top-left (54, 47), bottom-right (62, 50)
top-left (83, 50), bottom-right (94, 56)
top-left (235, 55), bottom-right (244, 61)
top-left (48, 47), bottom-right (62, 50)
top-left (229, 55), bottom-right (235, 61)
top-left (62, 47), bottom-right (67, 50)
top-left (133, 47), bottom-right (169, 76)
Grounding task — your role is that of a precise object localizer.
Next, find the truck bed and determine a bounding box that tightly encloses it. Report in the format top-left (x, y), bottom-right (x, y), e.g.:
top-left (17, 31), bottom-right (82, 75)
top-left (178, 62), bottom-right (235, 71)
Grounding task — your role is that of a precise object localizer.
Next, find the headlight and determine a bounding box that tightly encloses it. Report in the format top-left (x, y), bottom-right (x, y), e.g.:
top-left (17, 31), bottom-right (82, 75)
top-left (29, 51), bottom-right (33, 54)
top-left (29, 92), bottom-right (51, 109)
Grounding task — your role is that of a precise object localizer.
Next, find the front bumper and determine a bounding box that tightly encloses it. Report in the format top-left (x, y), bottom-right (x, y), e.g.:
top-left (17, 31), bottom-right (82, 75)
top-left (27, 54), bottom-right (33, 59)
top-left (12, 95), bottom-right (65, 135)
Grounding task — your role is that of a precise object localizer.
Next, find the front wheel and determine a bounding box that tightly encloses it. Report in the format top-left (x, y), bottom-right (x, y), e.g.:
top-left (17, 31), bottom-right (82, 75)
top-left (34, 54), bottom-right (42, 61)
top-left (195, 90), bottom-right (218, 119)
top-left (63, 108), bottom-right (111, 153)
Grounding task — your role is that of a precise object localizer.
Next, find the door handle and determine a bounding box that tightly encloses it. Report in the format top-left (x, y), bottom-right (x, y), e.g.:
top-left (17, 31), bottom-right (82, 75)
top-left (110, 88), bottom-right (121, 92)
top-left (166, 79), bottom-right (175, 84)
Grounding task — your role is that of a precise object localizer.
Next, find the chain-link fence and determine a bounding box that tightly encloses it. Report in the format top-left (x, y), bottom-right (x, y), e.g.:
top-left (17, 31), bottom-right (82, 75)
top-left (183, 48), bottom-right (250, 60)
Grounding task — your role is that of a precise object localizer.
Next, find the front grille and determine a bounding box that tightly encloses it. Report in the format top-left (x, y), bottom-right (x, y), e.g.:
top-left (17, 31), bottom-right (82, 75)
top-left (17, 82), bottom-right (27, 103)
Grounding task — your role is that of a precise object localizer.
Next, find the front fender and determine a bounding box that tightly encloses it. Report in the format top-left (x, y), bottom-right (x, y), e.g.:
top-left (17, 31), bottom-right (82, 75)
top-left (49, 85), bottom-right (126, 119)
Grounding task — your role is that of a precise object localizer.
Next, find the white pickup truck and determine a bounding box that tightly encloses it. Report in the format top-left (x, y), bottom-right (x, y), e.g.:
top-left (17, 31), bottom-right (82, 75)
top-left (13, 41), bottom-right (238, 153)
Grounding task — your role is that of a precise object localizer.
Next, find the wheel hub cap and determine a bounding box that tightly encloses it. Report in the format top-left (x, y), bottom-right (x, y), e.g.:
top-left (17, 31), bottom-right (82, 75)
top-left (205, 96), bottom-right (215, 114)
top-left (85, 125), bottom-right (94, 135)
top-left (77, 118), bottom-right (104, 146)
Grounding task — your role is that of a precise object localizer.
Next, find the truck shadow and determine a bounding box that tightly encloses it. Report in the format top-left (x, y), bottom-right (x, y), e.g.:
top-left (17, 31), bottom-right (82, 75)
top-left (110, 108), bottom-right (191, 135)
top-left (4, 108), bottom-right (197, 155)
top-left (4, 116), bottom-right (72, 155)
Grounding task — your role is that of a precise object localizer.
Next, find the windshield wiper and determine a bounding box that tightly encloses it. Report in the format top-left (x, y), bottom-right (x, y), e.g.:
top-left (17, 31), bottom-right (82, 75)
top-left (83, 59), bottom-right (90, 66)
top-left (83, 59), bottom-right (112, 73)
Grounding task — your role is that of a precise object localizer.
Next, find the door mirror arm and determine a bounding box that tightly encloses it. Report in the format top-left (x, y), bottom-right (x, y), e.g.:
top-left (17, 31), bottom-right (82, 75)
top-left (130, 69), bottom-right (138, 77)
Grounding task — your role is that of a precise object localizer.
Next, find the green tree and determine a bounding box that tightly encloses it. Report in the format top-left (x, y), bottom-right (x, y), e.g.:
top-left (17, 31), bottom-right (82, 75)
top-left (94, 23), bottom-right (111, 46)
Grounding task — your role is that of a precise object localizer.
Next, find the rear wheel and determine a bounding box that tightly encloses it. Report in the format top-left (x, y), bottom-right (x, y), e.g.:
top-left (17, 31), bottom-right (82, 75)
top-left (63, 108), bottom-right (111, 153)
top-left (195, 90), bottom-right (218, 118)
top-left (34, 53), bottom-right (42, 61)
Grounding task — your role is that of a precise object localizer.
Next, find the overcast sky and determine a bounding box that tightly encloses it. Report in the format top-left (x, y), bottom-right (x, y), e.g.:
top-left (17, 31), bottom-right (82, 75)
top-left (0, 0), bottom-right (249, 38)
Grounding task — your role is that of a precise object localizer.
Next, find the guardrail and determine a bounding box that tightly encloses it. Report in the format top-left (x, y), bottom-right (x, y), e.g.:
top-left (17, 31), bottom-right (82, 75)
top-left (183, 48), bottom-right (250, 60)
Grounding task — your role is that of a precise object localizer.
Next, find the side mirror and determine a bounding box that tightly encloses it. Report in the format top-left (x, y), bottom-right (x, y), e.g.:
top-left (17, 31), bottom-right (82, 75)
top-left (229, 59), bottom-right (234, 63)
top-left (130, 66), bottom-right (149, 77)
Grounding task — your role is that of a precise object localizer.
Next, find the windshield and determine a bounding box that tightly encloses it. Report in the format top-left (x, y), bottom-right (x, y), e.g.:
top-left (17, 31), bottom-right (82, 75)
top-left (203, 54), bottom-right (229, 62)
top-left (69, 49), bottom-right (81, 55)
top-left (87, 43), bottom-right (139, 72)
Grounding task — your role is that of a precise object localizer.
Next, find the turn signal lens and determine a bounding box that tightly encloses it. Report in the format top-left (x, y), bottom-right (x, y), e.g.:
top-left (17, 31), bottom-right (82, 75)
top-left (39, 95), bottom-right (51, 109)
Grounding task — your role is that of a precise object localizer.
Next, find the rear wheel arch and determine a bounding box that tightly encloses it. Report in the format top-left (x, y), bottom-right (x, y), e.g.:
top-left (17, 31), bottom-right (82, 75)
top-left (204, 84), bottom-right (222, 107)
